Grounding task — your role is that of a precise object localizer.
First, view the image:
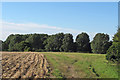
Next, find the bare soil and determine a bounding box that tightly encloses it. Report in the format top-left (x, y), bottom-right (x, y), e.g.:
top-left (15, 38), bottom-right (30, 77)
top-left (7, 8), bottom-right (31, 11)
top-left (2, 52), bottom-right (51, 78)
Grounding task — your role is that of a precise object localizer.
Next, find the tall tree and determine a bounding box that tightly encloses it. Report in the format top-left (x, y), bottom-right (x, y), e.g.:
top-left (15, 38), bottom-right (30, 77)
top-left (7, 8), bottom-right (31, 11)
top-left (91, 33), bottom-right (110, 54)
top-left (106, 27), bottom-right (120, 62)
top-left (76, 32), bottom-right (91, 52)
top-left (60, 33), bottom-right (74, 52)
top-left (0, 40), bottom-right (3, 51)
top-left (45, 33), bottom-right (64, 52)
top-left (113, 27), bottom-right (120, 42)
top-left (26, 34), bottom-right (48, 51)
top-left (8, 34), bottom-right (26, 51)
top-left (2, 34), bottom-right (14, 51)
top-left (14, 41), bottom-right (31, 51)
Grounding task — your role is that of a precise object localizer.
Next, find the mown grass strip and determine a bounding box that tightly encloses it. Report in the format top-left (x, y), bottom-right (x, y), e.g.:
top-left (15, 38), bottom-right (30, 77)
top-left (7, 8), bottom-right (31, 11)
top-left (44, 52), bottom-right (118, 78)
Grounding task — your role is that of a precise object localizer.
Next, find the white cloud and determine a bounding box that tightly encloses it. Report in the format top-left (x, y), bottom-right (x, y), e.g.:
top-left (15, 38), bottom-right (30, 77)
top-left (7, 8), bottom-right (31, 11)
top-left (1, 21), bottom-right (82, 41)
top-left (1, 21), bottom-right (112, 42)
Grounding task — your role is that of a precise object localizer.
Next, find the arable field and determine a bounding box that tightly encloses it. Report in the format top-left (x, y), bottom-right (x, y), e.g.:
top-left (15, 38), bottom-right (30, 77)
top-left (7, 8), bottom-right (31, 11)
top-left (2, 52), bottom-right (51, 78)
top-left (2, 52), bottom-right (119, 78)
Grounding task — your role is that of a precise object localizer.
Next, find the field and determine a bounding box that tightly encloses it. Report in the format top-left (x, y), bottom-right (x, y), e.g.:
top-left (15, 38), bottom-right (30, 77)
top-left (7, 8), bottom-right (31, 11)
top-left (1, 52), bottom-right (119, 78)
top-left (2, 52), bottom-right (51, 78)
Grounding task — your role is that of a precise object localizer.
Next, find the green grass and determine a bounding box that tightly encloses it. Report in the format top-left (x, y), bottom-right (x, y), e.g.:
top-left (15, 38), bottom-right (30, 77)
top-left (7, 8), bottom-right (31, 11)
top-left (44, 52), bottom-right (118, 78)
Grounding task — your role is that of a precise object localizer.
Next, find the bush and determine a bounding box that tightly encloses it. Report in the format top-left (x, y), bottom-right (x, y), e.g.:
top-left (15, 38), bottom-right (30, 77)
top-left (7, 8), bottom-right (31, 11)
top-left (106, 42), bottom-right (120, 62)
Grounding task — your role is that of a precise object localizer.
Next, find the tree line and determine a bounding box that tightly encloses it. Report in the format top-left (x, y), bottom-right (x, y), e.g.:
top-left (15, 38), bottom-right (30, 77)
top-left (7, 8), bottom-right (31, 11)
top-left (0, 28), bottom-right (120, 62)
top-left (0, 32), bottom-right (111, 53)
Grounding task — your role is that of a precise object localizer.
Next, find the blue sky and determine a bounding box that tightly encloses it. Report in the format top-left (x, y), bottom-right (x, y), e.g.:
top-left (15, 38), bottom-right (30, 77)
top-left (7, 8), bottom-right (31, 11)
top-left (2, 2), bottom-right (118, 41)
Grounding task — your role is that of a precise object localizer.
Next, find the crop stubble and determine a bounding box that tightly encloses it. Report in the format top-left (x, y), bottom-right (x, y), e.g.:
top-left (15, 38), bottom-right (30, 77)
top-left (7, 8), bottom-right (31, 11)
top-left (2, 52), bottom-right (51, 78)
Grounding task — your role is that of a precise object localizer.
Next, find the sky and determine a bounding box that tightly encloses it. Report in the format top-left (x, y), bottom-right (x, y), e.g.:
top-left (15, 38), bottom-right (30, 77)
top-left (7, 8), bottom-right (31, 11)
top-left (1, 2), bottom-right (118, 41)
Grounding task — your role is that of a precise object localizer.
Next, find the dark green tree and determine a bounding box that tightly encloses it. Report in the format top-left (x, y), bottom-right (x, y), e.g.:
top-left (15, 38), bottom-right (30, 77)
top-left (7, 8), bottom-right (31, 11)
top-left (14, 41), bottom-right (31, 51)
top-left (2, 34), bottom-right (48, 51)
top-left (76, 32), bottom-right (91, 52)
top-left (113, 27), bottom-right (120, 42)
top-left (0, 40), bottom-right (3, 51)
top-left (3, 34), bottom-right (30, 51)
top-left (60, 33), bottom-right (74, 52)
top-left (91, 33), bottom-right (110, 54)
top-left (2, 34), bottom-right (14, 51)
top-left (8, 34), bottom-right (25, 51)
top-left (25, 34), bottom-right (48, 51)
top-left (106, 42), bottom-right (120, 62)
top-left (106, 27), bottom-right (120, 62)
top-left (45, 33), bottom-right (64, 52)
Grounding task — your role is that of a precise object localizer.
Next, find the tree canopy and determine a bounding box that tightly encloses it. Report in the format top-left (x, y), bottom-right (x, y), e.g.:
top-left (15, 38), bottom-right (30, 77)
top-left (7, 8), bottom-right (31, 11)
top-left (106, 27), bottom-right (120, 62)
top-left (91, 33), bottom-right (111, 54)
top-left (113, 27), bottom-right (120, 42)
top-left (45, 33), bottom-right (64, 52)
top-left (0, 40), bottom-right (3, 51)
top-left (76, 32), bottom-right (91, 52)
top-left (61, 33), bottom-right (74, 52)
top-left (1, 32), bottom-right (112, 53)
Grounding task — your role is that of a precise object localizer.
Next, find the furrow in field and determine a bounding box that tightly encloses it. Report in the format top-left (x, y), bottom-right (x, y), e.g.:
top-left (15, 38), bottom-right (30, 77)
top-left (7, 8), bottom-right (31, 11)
top-left (2, 53), bottom-right (27, 74)
top-left (39, 54), bottom-right (50, 78)
top-left (2, 53), bottom-right (30, 78)
top-left (2, 54), bottom-right (16, 63)
top-left (2, 53), bottom-right (25, 67)
top-left (2, 54), bottom-right (21, 78)
top-left (2, 53), bottom-right (51, 78)
top-left (21, 53), bottom-right (36, 78)
top-left (32, 54), bottom-right (40, 78)
top-left (2, 55), bottom-right (10, 60)
top-left (39, 54), bottom-right (44, 77)
top-left (2, 54), bottom-right (23, 76)
top-left (10, 53), bottom-right (32, 78)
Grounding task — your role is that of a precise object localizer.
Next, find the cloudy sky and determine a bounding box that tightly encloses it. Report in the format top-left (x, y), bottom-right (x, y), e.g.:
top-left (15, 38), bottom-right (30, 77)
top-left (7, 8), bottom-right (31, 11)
top-left (1, 2), bottom-right (118, 41)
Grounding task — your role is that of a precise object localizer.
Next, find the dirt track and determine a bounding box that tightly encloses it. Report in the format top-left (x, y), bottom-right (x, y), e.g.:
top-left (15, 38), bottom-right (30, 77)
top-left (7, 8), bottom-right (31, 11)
top-left (2, 52), bottom-right (51, 78)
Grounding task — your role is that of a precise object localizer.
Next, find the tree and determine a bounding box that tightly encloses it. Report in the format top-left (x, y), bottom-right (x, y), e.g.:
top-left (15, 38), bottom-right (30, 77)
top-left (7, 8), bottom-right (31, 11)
top-left (8, 34), bottom-right (25, 51)
top-left (76, 32), bottom-right (91, 52)
top-left (113, 27), bottom-right (120, 42)
top-left (106, 42), bottom-right (120, 62)
top-left (2, 34), bottom-right (14, 51)
top-left (3, 34), bottom-right (30, 51)
top-left (0, 40), bottom-right (3, 51)
top-left (60, 33), bottom-right (74, 52)
top-left (14, 41), bottom-right (31, 51)
top-left (45, 33), bottom-right (64, 52)
top-left (25, 34), bottom-right (48, 51)
top-left (106, 27), bottom-right (120, 62)
top-left (91, 33), bottom-right (110, 54)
